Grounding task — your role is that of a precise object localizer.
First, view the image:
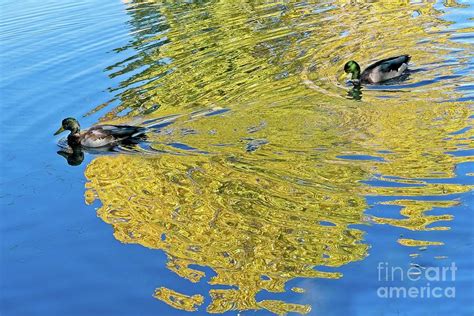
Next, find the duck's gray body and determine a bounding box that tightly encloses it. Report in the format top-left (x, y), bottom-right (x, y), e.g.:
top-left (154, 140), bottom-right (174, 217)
top-left (360, 55), bottom-right (411, 84)
top-left (68, 125), bottom-right (147, 148)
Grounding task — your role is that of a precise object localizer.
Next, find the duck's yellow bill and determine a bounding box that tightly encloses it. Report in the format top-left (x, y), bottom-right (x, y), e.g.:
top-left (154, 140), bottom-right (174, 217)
top-left (54, 126), bottom-right (65, 135)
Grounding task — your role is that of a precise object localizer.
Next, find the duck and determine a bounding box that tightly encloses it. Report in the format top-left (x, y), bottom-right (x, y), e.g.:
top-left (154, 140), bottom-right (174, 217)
top-left (344, 55), bottom-right (411, 85)
top-left (54, 117), bottom-right (147, 148)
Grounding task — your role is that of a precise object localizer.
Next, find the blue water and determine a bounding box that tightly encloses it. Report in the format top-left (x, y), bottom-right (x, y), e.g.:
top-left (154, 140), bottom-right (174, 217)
top-left (1, 1), bottom-right (473, 315)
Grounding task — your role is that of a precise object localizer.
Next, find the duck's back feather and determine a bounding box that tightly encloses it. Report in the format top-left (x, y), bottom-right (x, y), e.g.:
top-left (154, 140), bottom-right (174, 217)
top-left (96, 125), bottom-right (147, 137)
top-left (79, 125), bottom-right (147, 148)
top-left (361, 55), bottom-right (410, 84)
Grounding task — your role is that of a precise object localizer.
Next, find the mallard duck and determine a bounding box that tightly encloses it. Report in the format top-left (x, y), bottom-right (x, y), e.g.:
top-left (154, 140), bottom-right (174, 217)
top-left (54, 117), bottom-right (147, 148)
top-left (344, 55), bottom-right (411, 85)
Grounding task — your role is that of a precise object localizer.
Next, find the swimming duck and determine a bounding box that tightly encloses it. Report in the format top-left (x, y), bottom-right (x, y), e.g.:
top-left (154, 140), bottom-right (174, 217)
top-left (344, 55), bottom-right (411, 85)
top-left (54, 117), bottom-right (147, 148)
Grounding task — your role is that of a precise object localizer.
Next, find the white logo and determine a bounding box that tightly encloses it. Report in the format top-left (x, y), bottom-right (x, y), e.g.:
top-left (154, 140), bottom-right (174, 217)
top-left (376, 262), bottom-right (457, 298)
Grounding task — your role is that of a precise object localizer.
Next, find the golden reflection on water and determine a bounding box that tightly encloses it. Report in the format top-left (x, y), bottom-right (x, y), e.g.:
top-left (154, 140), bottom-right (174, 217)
top-left (85, 152), bottom-right (368, 313)
top-left (83, 0), bottom-right (473, 314)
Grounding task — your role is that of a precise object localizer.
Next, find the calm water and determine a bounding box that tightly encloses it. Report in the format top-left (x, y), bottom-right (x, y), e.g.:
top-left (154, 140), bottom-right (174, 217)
top-left (1, 0), bottom-right (473, 315)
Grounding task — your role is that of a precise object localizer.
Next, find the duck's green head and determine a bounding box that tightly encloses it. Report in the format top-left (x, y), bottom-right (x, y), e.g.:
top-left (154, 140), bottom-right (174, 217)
top-left (54, 117), bottom-right (80, 135)
top-left (344, 60), bottom-right (361, 80)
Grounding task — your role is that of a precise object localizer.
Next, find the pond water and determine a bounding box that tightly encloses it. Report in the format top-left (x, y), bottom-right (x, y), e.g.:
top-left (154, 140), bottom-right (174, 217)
top-left (1, 0), bottom-right (473, 315)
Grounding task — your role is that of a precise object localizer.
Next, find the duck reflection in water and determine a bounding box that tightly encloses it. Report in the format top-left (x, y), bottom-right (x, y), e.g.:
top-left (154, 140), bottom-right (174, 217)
top-left (347, 85), bottom-right (363, 101)
top-left (57, 146), bottom-right (85, 166)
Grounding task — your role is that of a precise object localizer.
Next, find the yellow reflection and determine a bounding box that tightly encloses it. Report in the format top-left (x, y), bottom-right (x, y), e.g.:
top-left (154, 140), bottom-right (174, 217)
top-left (154, 287), bottom-right (204, 312)
top-left (85, 153), bottom-right (367, 313)
top-left (370, 200), bottom-right (457, 231)
top-left (398, 239), bottom-right (445, 247)
top-left (81, 0), bottom-right (474, 314)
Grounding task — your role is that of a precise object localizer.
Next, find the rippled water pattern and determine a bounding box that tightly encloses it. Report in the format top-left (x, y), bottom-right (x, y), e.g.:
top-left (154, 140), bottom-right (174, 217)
top-left (1, 0), bottom-right (473, 315)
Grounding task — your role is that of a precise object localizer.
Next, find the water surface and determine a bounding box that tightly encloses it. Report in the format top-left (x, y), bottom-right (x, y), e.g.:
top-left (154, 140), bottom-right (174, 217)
top-left (1, 0), bottom-right (473, 315)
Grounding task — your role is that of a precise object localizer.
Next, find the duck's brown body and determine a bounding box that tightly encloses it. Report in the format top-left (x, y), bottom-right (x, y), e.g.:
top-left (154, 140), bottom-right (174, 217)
top-left (55, 118), bottom-right (147, 148)
top-left (69, 125), bottom-right (146, 148)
